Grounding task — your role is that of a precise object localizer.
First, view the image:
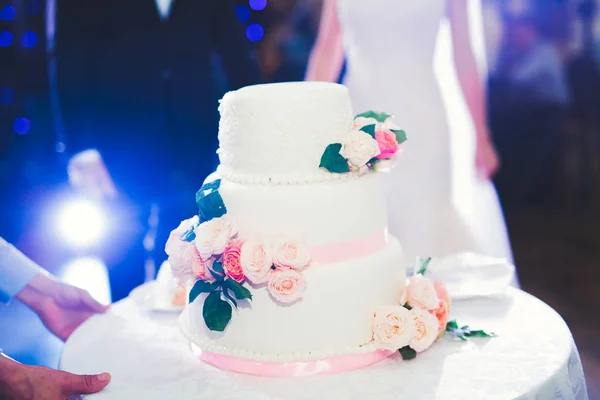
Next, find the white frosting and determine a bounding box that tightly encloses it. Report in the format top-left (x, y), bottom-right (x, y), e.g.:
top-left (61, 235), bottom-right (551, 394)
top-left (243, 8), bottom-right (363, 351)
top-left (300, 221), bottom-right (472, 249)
top-left (217, 82), bottom-right (354, 183)
top-left (180, 238), bottom-right (406, 361)
top-left (218, 173), bottom-right (386, 245)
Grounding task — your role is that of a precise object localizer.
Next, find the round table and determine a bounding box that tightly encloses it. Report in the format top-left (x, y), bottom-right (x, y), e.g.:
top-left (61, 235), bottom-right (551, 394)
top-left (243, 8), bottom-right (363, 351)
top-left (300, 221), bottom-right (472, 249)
top-left (60, 287), bottom-right (588, 399)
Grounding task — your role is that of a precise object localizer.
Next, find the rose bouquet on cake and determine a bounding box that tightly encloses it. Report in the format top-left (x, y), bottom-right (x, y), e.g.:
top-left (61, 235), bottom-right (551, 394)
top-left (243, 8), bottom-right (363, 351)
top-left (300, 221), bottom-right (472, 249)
top-left (371, 258), bottom-right (495, 360)
top-left (320, 111), bottom-right (407, 174)
top-left (164, 179), bottom-right (311, 332)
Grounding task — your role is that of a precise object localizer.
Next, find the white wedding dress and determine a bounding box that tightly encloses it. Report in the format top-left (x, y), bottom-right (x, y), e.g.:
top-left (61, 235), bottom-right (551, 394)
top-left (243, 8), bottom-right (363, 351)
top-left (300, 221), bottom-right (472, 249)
top-left (337, 0), bottom-right (513, 264)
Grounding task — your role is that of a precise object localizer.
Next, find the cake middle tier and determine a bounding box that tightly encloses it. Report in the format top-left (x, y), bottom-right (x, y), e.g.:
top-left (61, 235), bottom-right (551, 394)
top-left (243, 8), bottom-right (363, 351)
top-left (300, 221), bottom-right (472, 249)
top-left (180, 236), bottom-right (406, 361)
top-left (218, 173), bottom-right (387, 246)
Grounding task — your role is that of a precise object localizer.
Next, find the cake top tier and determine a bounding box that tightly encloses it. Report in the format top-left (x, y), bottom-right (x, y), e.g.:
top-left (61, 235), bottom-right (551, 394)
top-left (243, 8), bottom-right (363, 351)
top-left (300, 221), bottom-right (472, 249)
top-left (217, 82), bottom-right (354, 184)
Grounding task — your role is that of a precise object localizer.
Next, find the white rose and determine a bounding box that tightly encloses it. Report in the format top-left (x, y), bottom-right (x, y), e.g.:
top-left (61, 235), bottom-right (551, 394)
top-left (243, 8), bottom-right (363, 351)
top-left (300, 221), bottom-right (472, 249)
top-left (372, 305), bottom-right (415, 350)
top-left (353, 116), bottom-right (378, 130)
top-left (406, 274), bottom-right (439, 310)
top-left (378, 116), bottom-right (400, 131)
top-left (410, 307), bottom-right (440, 352)
top-left (340, 130), bottom-right (381, 167)
top-left (165, 216), bottom-right (201, 285)
top-left (273, 240), bottom-right (311, 270)
top-left (193, 215), bottom-right (237, 260)
top-left (241, 238), bottom-right (274, 284)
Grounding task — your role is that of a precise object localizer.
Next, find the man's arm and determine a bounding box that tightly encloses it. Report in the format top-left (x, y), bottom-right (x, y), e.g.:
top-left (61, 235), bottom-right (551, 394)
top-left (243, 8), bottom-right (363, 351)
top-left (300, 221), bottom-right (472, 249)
top-left (0, 238), bottom-right (42, 304)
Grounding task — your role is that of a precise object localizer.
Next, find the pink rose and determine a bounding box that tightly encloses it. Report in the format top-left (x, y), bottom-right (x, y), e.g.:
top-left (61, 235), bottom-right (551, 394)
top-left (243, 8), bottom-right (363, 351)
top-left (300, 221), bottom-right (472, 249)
top-left (192, 255), bottom-right (215, 282)
top-left (410, 306), bottom-right (440, 353)
top-left (241, 239), bottom-right (273, 284)
top-left (433, 299), bottom-right (450, 337)
top-left (406, 275), bottom-right (439, 311)
top-left (372, 305), bottom-right (415, 350)
top-left (273, 240), bottom-right (311, 270)
top-left (193, 216), bottom-right (237, 260)
top-left (375, 130), bottom-right (399, 159)
top-left (268, 268), bottom-right (306, 304)
top-left (433, 281), bottom-right (451, 312)
top-left (223, 241), bottom-right (245, 283)
top-left (165, 216), bottom-right (201, 285)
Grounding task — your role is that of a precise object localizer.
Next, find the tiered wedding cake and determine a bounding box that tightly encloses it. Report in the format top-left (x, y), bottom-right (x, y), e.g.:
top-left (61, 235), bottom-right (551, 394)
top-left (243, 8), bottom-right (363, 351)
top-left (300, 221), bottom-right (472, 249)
top-left (168, 82), bottom-right (446, 377)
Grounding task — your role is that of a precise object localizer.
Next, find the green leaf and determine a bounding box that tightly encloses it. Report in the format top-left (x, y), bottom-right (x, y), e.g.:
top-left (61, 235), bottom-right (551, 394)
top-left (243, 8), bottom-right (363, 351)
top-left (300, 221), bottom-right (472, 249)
top-left (224, 279), bottom-right (253, 301)
top-left (188, 280), bottom-right (219, 304)
top-left (222, 288), bottom-right (238, 309)
top-left (180, 224), bottom-right (197, 242)
top-left (195, 179), bottom-right (222, 202)
top-left (355, 111), bottom-right (391, 122)
top-left (403, 303), bottom-right (412, 310)
top-left (399, 346), bottom-right (417, 360)
top-left (416, 257), bottom-right (432, 275)
top-left (212, 261), bottom-right (224, 274)
top-left (202, 291), bottom-right (232, 332)
top-left (391, 129), bottom-right (407, 144)
top-left (197, 191), bottom-right (227, 222)
top-left (446, 320), bottom-right (459, 331)
top-left (465, 329), bottom-right (496, 338)
top-left (319, 143), bottom-right (350, 174)
top-left (359, 124), bottom-right (377, 138)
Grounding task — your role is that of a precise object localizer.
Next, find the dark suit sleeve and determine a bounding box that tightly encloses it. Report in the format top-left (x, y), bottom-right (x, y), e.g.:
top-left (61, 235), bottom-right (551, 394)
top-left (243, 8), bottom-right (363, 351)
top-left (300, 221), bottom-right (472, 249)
top-left (212, 0), bottom-right (262, 90)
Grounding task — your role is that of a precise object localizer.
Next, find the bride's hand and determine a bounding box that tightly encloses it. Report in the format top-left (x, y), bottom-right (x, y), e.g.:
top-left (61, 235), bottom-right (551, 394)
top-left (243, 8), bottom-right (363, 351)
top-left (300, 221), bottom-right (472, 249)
top-left (475, 134), bottom-right (500, 180)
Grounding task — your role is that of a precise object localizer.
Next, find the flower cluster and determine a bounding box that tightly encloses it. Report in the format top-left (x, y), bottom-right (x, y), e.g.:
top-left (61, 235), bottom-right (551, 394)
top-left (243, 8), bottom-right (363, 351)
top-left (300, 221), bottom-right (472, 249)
top-left (371, 262), bottom-right (451, 360)
top-left (320, 111), bottom-right (407, 175)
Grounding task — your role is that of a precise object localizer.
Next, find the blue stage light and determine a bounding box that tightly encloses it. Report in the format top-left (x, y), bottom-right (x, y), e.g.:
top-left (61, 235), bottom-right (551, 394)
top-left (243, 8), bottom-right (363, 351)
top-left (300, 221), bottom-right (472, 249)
top-left (0, 87), bottom-right (14, 105)
top-left (14, 117), bottom-right (31, 135)
top-left (21, 31), bottom-right (38, 48)
top-left (0, 4), bottom-right (16, 21)
top-left (249, 0), bottom-right (267, 11)
top-left (0, 31), bottom-right (14, 47)
top-left (246, 23), bottom-right (264, 42)
top-left (235, 5), bottom-right (251, 23)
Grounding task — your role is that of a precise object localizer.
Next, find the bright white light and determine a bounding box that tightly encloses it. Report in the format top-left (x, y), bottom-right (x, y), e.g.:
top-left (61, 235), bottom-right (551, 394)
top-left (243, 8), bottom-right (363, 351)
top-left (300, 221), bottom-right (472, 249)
top-left (61, 257), bottom-right (112, 305)
top-left (57, 200), bottom-right (106, 247)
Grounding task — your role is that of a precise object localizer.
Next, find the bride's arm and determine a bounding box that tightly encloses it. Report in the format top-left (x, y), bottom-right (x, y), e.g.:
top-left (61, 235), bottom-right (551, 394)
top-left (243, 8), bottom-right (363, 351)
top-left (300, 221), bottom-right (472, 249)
top-left (305, 0), bottom-right (345, 82)
top-left (448, 0), bottom-right (500, 179)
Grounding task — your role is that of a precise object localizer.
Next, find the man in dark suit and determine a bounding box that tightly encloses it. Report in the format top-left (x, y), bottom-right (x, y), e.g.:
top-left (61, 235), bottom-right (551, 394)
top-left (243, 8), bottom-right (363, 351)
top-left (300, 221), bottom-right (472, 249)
top-left (48, 0), bottom-right (260, 301)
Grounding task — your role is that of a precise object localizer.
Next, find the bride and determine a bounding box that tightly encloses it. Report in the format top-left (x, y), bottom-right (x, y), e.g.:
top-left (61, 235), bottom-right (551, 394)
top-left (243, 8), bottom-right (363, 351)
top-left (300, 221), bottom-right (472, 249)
top-left (306, 0), bottom-right (513, 264)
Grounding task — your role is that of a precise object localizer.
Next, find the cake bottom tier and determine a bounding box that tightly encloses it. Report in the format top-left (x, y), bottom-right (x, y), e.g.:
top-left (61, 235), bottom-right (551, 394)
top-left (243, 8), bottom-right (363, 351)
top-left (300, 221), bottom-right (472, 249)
top-left (179, 236), bottom-right (406, 364)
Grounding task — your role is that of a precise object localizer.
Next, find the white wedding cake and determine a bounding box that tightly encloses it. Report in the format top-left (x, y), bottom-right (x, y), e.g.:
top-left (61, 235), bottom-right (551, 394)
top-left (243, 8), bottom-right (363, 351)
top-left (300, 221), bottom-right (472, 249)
top-left (167, 82), bottom-right (430, 376)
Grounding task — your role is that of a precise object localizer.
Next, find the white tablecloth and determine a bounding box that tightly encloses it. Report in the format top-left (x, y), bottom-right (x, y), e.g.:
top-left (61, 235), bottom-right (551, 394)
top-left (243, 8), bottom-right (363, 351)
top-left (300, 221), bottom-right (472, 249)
top-left (60, 287), bottom-right (588, 400)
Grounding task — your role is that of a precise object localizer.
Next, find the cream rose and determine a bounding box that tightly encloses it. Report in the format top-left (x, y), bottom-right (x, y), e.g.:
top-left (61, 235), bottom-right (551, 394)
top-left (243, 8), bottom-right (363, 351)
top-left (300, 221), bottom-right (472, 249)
top-left (273, 240), bottom-right (311, 270)
top-left (165, 216), bottom-right (201, 285)
top-left (410, 306), bottom-right (440, 352)
top-left (339, 129), bottom-right (381, 168)
top-left (406, 275), bottom-right (439, 311)
top-left (268, 268), bottom-right (306, 303)
top-left (378, 116), bottom-right (400, 131)
top-left (353, 116), bottom-right (378, 130)
top-left (372, 305), bottom-right (415, 350)
top-left (240, 238), bottom-right (274, 284)
top-left (193, 216), bottom-right (237, 260)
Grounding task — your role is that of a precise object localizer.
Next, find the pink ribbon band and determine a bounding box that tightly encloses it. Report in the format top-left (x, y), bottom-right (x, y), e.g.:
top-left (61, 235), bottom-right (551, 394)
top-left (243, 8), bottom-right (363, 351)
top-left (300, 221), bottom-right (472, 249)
top-left (192, 343), bottom-right (393, 377)
top-left (310, 229), bottom-right (388, 264)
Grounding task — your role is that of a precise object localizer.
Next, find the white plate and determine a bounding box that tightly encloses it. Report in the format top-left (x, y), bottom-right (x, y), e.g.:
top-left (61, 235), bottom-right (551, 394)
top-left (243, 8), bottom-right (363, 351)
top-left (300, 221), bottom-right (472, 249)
top-left (129, 281), bottom-right (185, 313)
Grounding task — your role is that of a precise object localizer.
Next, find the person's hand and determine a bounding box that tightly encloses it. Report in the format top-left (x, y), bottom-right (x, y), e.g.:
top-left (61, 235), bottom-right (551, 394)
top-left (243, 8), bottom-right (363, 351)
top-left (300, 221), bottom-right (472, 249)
top-left (17, 273), bottom-right (109, 341)
top-left (0, 355), bottom-right (110, 399)
top-left (68, 149), bottom-right (117, 199)
top-left (475, 134), bottom-right (500, 180)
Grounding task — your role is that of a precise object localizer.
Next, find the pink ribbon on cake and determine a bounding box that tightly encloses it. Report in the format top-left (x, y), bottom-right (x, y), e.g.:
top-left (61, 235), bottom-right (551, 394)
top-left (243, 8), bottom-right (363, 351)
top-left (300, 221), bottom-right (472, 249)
top-left (192, 343), bottom-right (394, 377)
top-left (310, 229), bottom-right (388, 264)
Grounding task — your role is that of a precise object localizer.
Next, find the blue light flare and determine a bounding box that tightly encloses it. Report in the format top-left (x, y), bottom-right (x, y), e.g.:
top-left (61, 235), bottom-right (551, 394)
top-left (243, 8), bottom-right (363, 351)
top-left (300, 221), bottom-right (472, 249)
top-left (0, 30), bottom-right (14, 47)
top-left (0, 4), bottom-right (16, 21)
top-left (235, 5), bottom-right (251, 23)
top-left (14, 117), bottom-right (31, 135)
top-left (21, 30), bottom-right (38, 48)
top-left (246, 23), bottom-right (264, 42)
top-left (249, 0), bottom-right (267, 11)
